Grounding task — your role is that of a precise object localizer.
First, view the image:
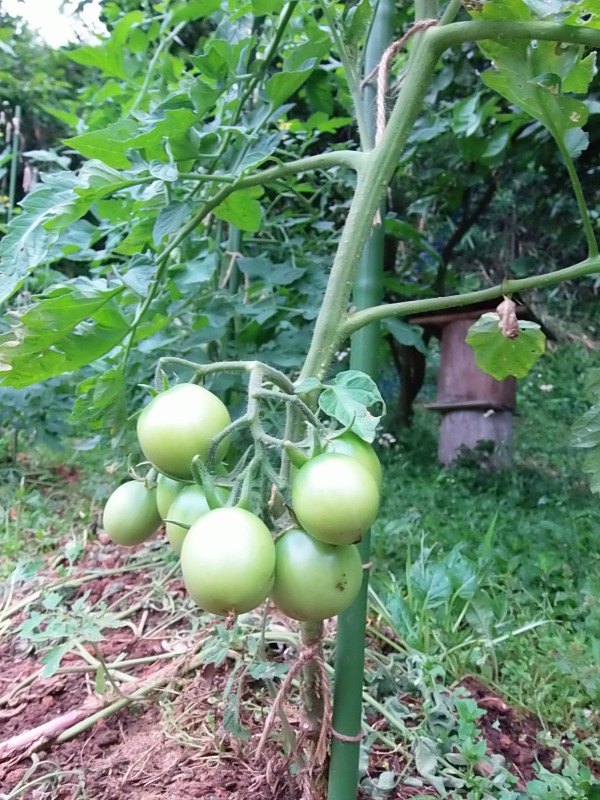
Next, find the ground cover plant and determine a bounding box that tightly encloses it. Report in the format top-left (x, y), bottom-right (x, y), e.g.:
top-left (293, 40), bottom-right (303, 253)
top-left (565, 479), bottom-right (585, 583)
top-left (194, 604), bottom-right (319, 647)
top-left (2, 0), bottom-right (600, 798)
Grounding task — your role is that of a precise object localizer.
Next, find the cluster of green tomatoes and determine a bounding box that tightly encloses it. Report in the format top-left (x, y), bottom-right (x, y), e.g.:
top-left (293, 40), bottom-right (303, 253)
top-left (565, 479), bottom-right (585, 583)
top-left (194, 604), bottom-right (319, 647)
top-left (102, 382), bottom-right (382, 622)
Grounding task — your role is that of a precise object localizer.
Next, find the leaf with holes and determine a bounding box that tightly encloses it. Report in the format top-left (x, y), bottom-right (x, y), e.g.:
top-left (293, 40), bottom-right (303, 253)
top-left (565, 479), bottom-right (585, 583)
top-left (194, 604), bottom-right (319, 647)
top-left (466, 313), bottom-right (546, 380)
top-left (318, 370), bottom-right (386, 443)
top-left (0, 173), bottom-right (77, 304)
top-left (0, 280), bottom-right (129, 388)
top-left (474, 2), bottom-right (595, 153)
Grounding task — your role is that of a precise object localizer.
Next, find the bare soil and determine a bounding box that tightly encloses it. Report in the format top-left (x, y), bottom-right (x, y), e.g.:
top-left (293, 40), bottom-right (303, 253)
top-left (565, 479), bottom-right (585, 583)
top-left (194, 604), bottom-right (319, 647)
top-left (0, 529), bottom-right (572, 799)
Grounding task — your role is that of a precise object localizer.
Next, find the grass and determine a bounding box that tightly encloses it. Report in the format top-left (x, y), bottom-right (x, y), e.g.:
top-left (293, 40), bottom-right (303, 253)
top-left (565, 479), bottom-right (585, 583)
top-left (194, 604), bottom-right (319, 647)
top-left (0, 441), bottom-right (115, 580)
top-left (374, 339), bottom-right (600, 734)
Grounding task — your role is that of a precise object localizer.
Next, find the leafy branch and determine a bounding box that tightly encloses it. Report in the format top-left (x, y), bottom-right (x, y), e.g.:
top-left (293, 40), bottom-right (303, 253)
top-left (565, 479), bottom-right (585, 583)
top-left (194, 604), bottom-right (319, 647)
top-left (119, 149), bottom-right (364, 373)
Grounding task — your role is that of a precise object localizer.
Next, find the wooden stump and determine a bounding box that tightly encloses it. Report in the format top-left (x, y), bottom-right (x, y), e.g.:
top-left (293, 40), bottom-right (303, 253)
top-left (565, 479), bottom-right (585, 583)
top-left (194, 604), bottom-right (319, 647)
top-left (438, 409), bottom-right (513, 467)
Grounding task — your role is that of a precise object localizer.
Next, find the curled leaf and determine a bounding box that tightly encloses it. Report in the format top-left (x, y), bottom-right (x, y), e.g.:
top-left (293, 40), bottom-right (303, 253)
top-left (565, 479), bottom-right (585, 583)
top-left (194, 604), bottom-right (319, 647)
top-left (496, 296), bottom-right (519, 340)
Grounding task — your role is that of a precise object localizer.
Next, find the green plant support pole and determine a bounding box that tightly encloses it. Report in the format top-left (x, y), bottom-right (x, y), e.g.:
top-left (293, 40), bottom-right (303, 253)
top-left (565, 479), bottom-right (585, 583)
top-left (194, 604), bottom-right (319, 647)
top-left (7, 105), bottom-right (20, 223)
top-left (326, 2), bottom-right (394, 797)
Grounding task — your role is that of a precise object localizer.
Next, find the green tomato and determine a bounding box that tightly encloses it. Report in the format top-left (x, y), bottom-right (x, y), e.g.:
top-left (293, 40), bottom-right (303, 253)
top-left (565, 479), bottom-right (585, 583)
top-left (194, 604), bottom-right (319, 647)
top-left (166, 484), bottom-right (230, 555)
top-left (291, 453), bottom-right (380, 546)
top-left (156, 473), bottom-right (186, 519)
top-left (180, 508), bottom-right (275, 616)
top-left (325, 431), bottom-right (382, 489)
top-left (102, 481), bottom-right (161, 547)
top-left (272, 528), bottom-right (363, 621)
top-left (137, 384), bottom-right (231, 479)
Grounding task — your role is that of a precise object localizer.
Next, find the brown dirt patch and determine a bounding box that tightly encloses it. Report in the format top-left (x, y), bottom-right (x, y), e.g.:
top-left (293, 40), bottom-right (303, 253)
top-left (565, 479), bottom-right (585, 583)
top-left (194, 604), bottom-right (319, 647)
top-left (459, 675), bottom-right (554, 784)
top-left (0, 533), bottom-right (586, 799)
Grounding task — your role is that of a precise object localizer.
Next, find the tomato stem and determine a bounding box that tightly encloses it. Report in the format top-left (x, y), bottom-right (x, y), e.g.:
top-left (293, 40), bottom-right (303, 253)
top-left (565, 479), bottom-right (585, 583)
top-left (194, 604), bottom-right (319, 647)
top-left (190, 457), bottom-right (224, 511)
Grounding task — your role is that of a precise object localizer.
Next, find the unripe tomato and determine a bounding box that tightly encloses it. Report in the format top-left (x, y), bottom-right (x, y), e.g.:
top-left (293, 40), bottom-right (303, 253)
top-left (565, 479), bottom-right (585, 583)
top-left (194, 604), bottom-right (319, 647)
top-left (180, 508), bottom-right (275, 616)
top-left (102, 481), bottom-right (161, 547)
top-left (137, 384), bottom-right (231, 479)
top-left (272, 528), bottom-right (363, 621)
top-left (166, 484), bottom-right (230, 555)
top-left (156, 473), bottom-right (186, 519)
top-left (325, 431), bottom-right (382, 489)
top-left (291, 453), bottom-right (379, 546)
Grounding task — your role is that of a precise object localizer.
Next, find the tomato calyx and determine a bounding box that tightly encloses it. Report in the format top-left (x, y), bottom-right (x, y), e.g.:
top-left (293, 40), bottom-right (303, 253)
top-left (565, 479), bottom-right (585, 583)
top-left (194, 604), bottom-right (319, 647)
top-left (283, 442), bottom-right (310, 470)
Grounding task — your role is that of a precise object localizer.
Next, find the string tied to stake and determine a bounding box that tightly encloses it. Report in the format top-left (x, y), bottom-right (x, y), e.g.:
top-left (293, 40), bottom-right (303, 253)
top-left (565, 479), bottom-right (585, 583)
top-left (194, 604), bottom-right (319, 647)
top-left (361, 19), bottom-right (438, 147)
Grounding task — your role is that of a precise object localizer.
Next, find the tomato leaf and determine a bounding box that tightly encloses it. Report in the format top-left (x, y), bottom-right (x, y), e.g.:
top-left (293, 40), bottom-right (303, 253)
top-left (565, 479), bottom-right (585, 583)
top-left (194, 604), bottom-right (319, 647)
top-left (41, 644), bottom-right (71, 678)
top-left (213, 187), bottom-right (263, 232)
top-left (153, 202), bottom-right (193, 246)
top-left (247, 662), bottom-right (291, 680)
top-left (318, 370), bottom-right (386, 442)
top-left (474, 1), bottom-right (594, 154)
top-left (465, 313), bottom-right (546, 380)
top-left (381, 318), bottom-right (427, 355)
top-left (0, 280), bottom-right (130, 388)
top-left (0, 172), bottom-right (80, 304)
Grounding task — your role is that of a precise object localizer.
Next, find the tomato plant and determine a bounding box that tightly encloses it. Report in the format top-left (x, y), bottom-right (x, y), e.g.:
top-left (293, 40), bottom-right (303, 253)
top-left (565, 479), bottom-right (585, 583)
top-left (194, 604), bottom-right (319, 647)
top-left (291, 453), bottom-right (380, 546)
top-left (102, 480), bottom-right (161, 547)
top-left (2, 0), bottom-right (600, 796)
top-left (180, 507), bottom-right (276, 616)
top-left (272, 528), bottom-right (363, 622)
top-left (137, 384), bottom-right (231, 479)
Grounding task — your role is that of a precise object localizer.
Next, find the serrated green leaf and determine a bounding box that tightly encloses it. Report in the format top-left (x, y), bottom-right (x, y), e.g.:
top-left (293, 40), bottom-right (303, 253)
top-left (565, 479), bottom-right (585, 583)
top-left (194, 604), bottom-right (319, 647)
top-left (66, 11), bottom-right (143, 78)
top-left (200, 625), bottom-right (234, 667)
top-left (66, 109), bottom-right (198, 170)
top-left (153, 202), bottom-right (192, 246)
top-left (572, 399), bottom-right (600, 494)
top-left (41, 644), bottom-right (70, 678)
top-left (171, 0), bottom-right (221, 23)
top-left (265, 38), bottom-right (329, 107)
top-left (563, 52), bottom-right (597, 94)
top-left (381, 318), bottom-right (427, 355)
top-left (149, 160), bottom-right (178, 182)
top-left (318, 370), bottom-right (386, 443)
top-left (237, 255), bottom-right (304, 286)
top-left (266, 70), bottom-right (314, 107)
top-left (305, 70), bottom-right (334, 115)
top-left (0, 281), bottom-right (129, 387)
top-left (43, 592), bottom-right (63, 610)
top-left (479, 37), bottom-right (590, 149)
top-left (346, 0), bottom-right (375, 46)
top-left (466, 313), bottom-right (546, 380)
top-left (0, 175), bottom-right (78, 304)
top-left (65, 120), bottom-right (139, 169)
top-left (235, 132), bottom-right (283, 175)
top-left (223, 692), bottom-right (250, 740)
top-left (565, 127), bottom-right (589, 158)
top-left (189, 80), bottom-right (220, 117)
top-left (73, 366), bottom-right (127, 435)
top-left (247, 661), bottom-right (291, 680)
top-left (214, 187), bottom-right (263, 231)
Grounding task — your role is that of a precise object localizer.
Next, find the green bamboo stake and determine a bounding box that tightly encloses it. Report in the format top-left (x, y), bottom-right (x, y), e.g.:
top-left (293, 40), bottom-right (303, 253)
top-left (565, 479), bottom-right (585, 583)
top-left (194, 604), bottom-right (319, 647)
top-left (326, 2), bottom-right (394, 797)
top-left (7, 105), bottom-right (20, 223)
